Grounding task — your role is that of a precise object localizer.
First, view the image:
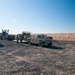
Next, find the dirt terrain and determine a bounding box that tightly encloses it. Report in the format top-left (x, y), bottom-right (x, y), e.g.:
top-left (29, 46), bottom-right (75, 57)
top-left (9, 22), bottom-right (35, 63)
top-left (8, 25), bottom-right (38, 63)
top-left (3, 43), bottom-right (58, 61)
top-left (0, 40), bottom-right (75, 75)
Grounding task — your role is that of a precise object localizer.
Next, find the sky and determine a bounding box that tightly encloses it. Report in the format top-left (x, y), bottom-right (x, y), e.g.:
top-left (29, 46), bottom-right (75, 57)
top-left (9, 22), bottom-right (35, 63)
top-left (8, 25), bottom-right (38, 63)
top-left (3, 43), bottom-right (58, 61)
top-left (0, 0), bottom-right (75, 34)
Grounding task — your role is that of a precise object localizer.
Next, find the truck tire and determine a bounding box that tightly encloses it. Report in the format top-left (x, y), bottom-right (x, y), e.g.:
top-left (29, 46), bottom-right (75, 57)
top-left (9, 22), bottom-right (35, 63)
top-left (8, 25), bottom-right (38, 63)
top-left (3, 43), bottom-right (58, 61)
top-left (38, 41), bottom-right (44, 47)
top-left (27, 39), bottom-right (31, 45)
top-left (20, 39), bottom-right (22, 43)
top-left (48, 42), bottom-right (52, 46)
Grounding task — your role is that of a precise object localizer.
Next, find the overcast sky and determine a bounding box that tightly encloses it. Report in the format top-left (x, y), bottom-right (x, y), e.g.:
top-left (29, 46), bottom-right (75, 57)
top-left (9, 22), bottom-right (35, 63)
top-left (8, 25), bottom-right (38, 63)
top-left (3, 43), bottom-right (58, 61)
top-left (0, 0), bottom-right (75, 34)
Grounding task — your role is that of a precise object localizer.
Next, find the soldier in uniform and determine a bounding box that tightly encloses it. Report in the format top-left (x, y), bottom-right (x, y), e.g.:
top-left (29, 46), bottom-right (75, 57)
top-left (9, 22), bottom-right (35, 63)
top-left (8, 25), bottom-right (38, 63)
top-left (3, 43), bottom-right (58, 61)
top-left (17, 35), bottom-right (19, 44)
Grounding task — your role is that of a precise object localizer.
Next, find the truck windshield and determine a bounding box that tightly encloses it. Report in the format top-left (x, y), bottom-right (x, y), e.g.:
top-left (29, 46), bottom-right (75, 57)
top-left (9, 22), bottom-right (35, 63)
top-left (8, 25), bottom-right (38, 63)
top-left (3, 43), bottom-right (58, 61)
top-left (37, 35), bottom-right (47, 38)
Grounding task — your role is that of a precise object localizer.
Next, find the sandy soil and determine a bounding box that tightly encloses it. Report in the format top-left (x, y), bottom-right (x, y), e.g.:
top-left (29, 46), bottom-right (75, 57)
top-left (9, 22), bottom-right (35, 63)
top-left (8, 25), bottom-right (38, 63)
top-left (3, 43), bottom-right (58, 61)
top-left (0, 40), bottom-right (75, 75)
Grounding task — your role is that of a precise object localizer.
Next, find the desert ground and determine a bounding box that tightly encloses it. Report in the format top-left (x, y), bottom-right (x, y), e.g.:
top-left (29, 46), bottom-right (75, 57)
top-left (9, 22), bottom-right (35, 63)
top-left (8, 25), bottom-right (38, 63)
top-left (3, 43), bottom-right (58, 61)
top-left (0, 40), bottom-right (75, 75)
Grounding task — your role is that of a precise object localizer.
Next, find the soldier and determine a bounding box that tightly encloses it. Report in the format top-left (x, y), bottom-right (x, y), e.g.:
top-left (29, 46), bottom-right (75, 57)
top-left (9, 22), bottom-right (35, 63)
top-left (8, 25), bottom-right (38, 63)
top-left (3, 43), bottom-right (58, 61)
top-left (17, 35), bottom-right (19, 44)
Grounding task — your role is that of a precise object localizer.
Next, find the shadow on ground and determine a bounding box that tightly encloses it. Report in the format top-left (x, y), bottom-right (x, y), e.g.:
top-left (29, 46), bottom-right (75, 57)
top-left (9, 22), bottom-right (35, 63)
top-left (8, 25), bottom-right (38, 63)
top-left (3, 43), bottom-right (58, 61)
top-left (43, 45), bottom-right (64, 50)
top-left (20, 42), bottom-right (64, 50)
top-left (0, 44), bottom-right (4, 47)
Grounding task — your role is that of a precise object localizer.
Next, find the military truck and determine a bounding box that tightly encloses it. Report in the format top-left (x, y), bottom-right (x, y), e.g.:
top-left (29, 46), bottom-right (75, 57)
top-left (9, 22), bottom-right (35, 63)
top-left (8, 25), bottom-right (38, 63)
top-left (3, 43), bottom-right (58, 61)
top-left (16, 32), bottom-right (31, 43)
top-left (27, 34), bottom-right (53, 46)
top-left (0, 29), bottom-right (15, 40)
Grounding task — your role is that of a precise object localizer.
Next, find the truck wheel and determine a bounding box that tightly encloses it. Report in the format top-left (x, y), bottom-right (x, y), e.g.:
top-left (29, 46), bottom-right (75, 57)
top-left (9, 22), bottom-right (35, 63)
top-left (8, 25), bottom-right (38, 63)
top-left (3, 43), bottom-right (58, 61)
top-left (27, 39), bottom-right (31, 45)
top-left (48, 42), bottom-right (52, 46)
top-left (20, 39), bottom-right (22, 43)
top-left (38, 41), bottom-right (44, 47)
